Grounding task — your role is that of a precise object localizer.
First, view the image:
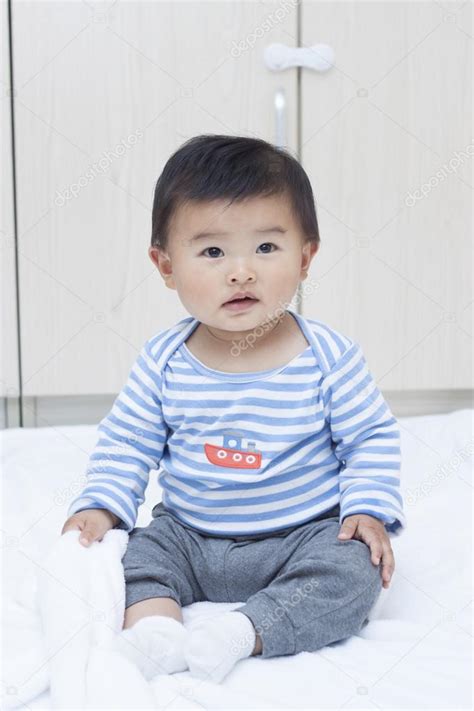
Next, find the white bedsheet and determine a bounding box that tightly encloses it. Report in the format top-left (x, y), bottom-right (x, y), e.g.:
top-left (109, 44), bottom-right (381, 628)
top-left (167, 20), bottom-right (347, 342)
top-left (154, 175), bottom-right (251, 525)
top-left (1, 409), bottom-right (472, 709)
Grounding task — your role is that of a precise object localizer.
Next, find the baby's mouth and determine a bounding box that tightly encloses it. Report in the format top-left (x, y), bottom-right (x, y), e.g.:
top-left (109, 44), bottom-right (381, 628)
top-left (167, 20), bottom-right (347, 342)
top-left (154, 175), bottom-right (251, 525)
top-left (222, 291), bottom-right (259, 305)
top-left (222, 296), bottom-right (259, 310)
top-left (224, 296), bottom-right (257, 304)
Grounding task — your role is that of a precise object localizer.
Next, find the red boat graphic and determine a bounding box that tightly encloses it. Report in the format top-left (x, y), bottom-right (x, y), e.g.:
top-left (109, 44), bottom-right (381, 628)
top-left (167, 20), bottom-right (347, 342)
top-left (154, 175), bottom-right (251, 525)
top-left (204, 432), bottom-right (261, 469)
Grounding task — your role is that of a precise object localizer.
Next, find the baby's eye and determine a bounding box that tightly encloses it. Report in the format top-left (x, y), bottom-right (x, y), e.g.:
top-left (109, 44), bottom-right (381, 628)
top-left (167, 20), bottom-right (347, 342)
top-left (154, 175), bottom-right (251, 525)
top-left (200, 242), bottom-right (277, 258)
top-left (257, 242), bottom-right (277, 253)
top-left (201, 247), bottom-right (223, 258)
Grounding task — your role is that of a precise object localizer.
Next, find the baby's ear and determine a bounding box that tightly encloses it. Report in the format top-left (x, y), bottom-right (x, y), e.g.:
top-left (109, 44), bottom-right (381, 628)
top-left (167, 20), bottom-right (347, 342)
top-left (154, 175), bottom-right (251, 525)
top-left (148, 246), bottom-right (175, 288)
top-left (148, 245), bottom-right (162, 268)
top-left (300, 243), bottom-right (318, 279)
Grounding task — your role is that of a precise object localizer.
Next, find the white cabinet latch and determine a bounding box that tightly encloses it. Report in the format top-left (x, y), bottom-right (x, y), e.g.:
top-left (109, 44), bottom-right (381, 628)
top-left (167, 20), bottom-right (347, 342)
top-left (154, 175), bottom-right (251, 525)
top-left (264, 43), bottom-right (335, 72)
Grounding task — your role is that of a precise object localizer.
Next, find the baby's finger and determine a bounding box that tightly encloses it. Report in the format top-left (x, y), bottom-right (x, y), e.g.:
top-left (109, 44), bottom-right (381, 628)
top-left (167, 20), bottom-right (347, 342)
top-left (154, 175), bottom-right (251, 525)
top-left (79, 523), bottom-right (101, 547)
top-left (381, 564), bottom-right (392, 588)
top-left (380, 544), bottom-right (395, 585)
top-left (367, 537), bottom-right (383, 567)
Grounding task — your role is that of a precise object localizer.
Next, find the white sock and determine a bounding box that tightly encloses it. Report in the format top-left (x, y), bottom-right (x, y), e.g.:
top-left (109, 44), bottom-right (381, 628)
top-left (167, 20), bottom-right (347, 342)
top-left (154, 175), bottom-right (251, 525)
top-left (107, 615), bottom-right (189, 680)
top-left (184, 611), bottom-right (257, 683)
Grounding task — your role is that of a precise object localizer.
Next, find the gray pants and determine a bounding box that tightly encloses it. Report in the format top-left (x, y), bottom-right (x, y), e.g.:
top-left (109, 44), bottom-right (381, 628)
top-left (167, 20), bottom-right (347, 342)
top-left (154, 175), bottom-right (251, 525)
top-left (122, 502), bottom-right (383, 659)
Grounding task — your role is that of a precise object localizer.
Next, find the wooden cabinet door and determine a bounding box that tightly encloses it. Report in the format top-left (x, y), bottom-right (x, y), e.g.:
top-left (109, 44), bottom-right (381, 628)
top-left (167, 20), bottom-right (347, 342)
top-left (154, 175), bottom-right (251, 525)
top-left (12, 1), bottom-right (298, 398)
top-left (300, 1), bottom-right (472, 392)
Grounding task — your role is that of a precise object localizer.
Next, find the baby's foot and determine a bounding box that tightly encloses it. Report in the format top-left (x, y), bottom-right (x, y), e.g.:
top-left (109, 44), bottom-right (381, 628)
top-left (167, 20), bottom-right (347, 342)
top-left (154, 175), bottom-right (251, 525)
top-left (184, 611), bottom-right (256, 683)
top-left (107, 615), bottom-right (189, 680)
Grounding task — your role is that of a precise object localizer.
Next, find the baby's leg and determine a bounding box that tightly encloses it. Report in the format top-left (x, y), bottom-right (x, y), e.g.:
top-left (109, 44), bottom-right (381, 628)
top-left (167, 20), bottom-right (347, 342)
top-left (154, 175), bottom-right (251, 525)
top-left (237, 520), bottom-right (383, 659)
top-left (115, 510), bottom-right (202, 678)
top-left (124, 596), bottom-right (183, 628)
top-left (110, 596), bottom-right (189, 679)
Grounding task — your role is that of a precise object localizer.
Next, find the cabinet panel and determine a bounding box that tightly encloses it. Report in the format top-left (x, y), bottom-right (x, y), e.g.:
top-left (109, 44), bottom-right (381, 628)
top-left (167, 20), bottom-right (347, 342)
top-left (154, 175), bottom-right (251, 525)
top-left (13, 1), bottom-right (298, 396)
top-left (1, 0), bottom-right (20, 415)
top-left (301, 0), bottom-right (472, 390)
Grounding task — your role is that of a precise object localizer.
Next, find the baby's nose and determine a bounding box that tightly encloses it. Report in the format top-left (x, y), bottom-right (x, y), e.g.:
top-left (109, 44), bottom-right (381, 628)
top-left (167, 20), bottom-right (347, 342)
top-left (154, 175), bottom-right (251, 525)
top-left (227, 266), bottom-right (256, 282)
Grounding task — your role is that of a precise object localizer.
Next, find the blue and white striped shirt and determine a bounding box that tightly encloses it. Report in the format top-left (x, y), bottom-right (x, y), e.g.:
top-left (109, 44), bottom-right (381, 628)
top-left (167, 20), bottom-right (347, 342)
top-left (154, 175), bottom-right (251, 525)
top-left (67, 307), bottom-right (406, 537)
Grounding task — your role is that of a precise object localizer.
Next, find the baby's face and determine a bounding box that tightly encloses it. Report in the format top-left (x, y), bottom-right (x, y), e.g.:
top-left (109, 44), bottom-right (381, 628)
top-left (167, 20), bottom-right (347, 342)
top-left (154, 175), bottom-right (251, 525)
top-left (149, 193), bottom-right (318, 333)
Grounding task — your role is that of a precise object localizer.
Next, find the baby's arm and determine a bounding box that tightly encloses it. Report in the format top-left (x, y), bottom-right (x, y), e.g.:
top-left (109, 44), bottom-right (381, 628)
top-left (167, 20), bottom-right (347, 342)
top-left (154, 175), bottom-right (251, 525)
top-left (321, 340), bottom-right (406, 536)
top-left (63, 341), bottom-right (168, 537)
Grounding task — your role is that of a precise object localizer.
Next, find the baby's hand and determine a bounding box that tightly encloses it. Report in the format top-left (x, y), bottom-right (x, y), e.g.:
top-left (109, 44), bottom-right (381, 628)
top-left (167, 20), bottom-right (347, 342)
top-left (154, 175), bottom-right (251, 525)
top-left (337, 513), bottom-right (395, 589)
top-left (61, 509), bottom-right (121, 547)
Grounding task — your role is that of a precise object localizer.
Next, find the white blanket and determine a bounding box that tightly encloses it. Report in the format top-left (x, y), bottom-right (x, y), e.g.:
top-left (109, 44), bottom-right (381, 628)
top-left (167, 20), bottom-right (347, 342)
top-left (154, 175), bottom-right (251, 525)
top-left (1, 409), bottom-right (472, 709)
top-left (3, 527), bottom-right (266, 709)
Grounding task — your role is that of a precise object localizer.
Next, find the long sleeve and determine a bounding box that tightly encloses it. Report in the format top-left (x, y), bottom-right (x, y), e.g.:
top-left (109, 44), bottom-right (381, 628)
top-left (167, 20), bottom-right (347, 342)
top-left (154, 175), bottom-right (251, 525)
top-left (67, 342), bottom-right (168, 532)
top-left (320, 340), bottom-right (406, 537)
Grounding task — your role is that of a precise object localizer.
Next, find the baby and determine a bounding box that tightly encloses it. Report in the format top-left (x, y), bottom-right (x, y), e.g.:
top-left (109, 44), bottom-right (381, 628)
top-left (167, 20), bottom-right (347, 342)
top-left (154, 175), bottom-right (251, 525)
top-left (62, 134), bottom-right (406, 684)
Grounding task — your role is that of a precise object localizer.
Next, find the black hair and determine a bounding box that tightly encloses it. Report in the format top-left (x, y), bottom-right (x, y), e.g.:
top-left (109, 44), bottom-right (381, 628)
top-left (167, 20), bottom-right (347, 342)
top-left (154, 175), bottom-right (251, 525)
top-left (150, 134), bottom-right (320, 251)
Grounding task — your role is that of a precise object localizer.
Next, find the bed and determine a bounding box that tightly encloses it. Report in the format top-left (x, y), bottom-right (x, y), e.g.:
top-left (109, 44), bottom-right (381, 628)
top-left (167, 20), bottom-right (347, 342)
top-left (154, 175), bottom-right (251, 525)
top-left (1, 408), bottom-right (472, 709)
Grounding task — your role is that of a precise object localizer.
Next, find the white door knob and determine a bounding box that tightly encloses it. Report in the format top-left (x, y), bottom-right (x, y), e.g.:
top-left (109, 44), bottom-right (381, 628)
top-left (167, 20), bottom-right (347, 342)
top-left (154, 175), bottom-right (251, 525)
top-left (264, 43), bottom-right (335, 72)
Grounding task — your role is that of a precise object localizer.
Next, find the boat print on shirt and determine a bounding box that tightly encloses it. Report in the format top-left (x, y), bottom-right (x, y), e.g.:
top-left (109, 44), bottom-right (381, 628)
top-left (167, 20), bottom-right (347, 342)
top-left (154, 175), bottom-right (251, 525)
top-left (204, 431), bottom-right (262, 469)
